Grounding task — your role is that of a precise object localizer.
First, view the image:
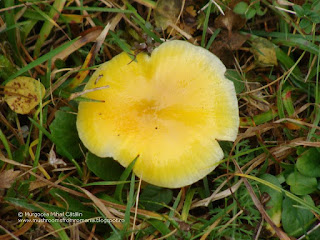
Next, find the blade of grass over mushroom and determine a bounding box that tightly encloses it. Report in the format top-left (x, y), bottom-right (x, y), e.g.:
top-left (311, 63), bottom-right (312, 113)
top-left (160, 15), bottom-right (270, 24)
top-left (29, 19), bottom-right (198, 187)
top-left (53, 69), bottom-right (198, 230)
top-left (71, 96), bottom-right (106, 103)
top-left (33, 0), bottom-right (67, 58)
top-left (68, 86), bottom-right (110, 101)
top-left (28, 117), bottom-right (83, 177)
top-left (234, 173), bottom-right (320, 215)
top-left (201, 1), bottom-right (212, 47)
top-left (114, 156), bottom-right (139, 203)
top-left (4, 37), bottom-right (79, 85)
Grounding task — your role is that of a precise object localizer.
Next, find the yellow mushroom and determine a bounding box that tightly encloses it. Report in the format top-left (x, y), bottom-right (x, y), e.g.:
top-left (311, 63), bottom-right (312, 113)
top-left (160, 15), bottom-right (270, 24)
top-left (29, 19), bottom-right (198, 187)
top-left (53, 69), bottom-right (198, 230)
top-left (77, 40), bottom-right (239, 188)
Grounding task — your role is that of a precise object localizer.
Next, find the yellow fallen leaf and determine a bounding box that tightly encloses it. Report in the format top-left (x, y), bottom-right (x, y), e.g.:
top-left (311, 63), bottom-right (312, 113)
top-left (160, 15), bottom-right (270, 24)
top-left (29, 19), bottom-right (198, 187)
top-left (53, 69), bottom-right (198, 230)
top-left (4, 76), bottom-right (45, 114)
top-left (251, 37), bottom-right (278, 66)
top-left (185, 6), bottom-right (197, 17)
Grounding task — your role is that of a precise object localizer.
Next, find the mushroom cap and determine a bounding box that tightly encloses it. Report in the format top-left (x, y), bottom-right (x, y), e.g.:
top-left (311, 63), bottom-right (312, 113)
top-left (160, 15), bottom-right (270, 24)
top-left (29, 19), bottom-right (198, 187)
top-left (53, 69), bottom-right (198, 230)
top-left (77, 40), bottom-right (239, 188)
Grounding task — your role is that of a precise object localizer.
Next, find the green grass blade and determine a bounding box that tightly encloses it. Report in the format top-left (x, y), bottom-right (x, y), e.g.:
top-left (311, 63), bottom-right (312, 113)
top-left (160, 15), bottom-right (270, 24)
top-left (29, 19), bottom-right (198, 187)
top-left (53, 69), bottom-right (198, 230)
top-left (307, 47), bottom-right (320, 140)
top-left (206, 28), bottom-right (220, 50)
top-left (114, 156), bottom-right (139, 202)
top-left (28, 117), bottom-right (83, 177)
top-left (64, 6), bottom-right (133, 13)
top-left (33, 0), bottom-right (67, 57)
top-left (83, 181), bottom-right (131, 186)
top-left (235, 173), bottom-right (320, 215)
top-left (181, 188), bottom-right (196, 221)
top-left (5, 197), bottom-right (70, 240)
top-left (4, 37), bottom-right (79, 85)
top-left (0, 128), bottom-right (13, 160)
top-left (131, 16), bottom-right (162, 43)
top-left (108, 31), bottom-right (133, 57)
top-left (4, 0), bottom-right (20, 64)
top-left (201, 1), bottom-right (212, 47)
top-left (148, 219), bottom-right (175, 240)
top-left (123, 172), bottom-right (136, 233)
top-left (273, 38), bottom-right (319, 55)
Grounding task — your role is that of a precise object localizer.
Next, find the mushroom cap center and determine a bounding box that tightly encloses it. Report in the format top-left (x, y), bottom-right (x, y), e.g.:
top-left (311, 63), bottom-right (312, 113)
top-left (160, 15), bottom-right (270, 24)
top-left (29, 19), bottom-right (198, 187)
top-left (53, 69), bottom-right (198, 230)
top-left (136, 99), bottom-right (159, 116)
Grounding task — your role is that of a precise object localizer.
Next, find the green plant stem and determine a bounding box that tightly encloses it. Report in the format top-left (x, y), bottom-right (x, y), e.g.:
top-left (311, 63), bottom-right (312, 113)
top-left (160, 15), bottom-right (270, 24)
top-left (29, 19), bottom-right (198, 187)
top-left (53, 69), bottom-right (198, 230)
top-left (0, 128), bottom-right (13, 160)
top-left (33, 0), bottom-right (67, 58)
top-left (28, 117), bottom-right (83, 177)
top-left (201, 1), bottom-right (212, 47)
top-left (240, 108), bottom-right (278, 126)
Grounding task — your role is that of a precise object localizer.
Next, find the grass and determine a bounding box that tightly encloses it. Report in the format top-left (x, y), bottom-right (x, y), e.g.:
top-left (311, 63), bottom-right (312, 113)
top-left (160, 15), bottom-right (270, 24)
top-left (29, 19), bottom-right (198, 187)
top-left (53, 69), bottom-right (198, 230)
top-left (1, 0), bottom-right (320, 239)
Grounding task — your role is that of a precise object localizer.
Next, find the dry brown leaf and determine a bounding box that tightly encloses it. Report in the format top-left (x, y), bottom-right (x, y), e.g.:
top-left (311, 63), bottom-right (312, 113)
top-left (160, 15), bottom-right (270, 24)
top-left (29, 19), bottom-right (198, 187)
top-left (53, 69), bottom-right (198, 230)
top-left (0, 220), bottom-right (33, 240)
top-left (29, 180), bottom-right (48, 191)
top-left (185, 5), bottom-right (196, 17)
top-left (210, 31), bottom-right (248, 67)
top-left (48, 145), bottom-right (67, 168)
top-left (51, 28), bottom-right (102, 67)
top-left (0, 169), bottom-right (21, 189)
top-left (154, 0), bottom-right (182, 29)
top-left (78, 186), bottom-right (124, 230)
top-left (214, 9), bottom-right (246, 34)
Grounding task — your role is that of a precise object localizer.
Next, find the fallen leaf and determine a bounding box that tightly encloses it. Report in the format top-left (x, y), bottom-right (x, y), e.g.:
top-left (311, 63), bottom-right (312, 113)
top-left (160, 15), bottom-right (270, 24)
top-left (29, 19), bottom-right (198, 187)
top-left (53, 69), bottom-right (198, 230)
top-left (29, 180), bottom-right (48, 191)
top-left (284, 122), bottom-right (302, 130)
top-left (51, 27), bottom-right (102, 67)
top-left (0, 169), bottom-right (21, 189)
top-left (214, 9), bottom-right (246, 34)
top-left (185, 6), bottom-right (197, 17)
top-left (250, 37), bottom-right (278, 66)
top-left (210, 31), bottom-right (248, 67)
top-left (154, 0), bottom-right (182, 29)
top-left (48, 145), bottom-right (67, 168)
top-left (4, 77), bottom-right (45, 114)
